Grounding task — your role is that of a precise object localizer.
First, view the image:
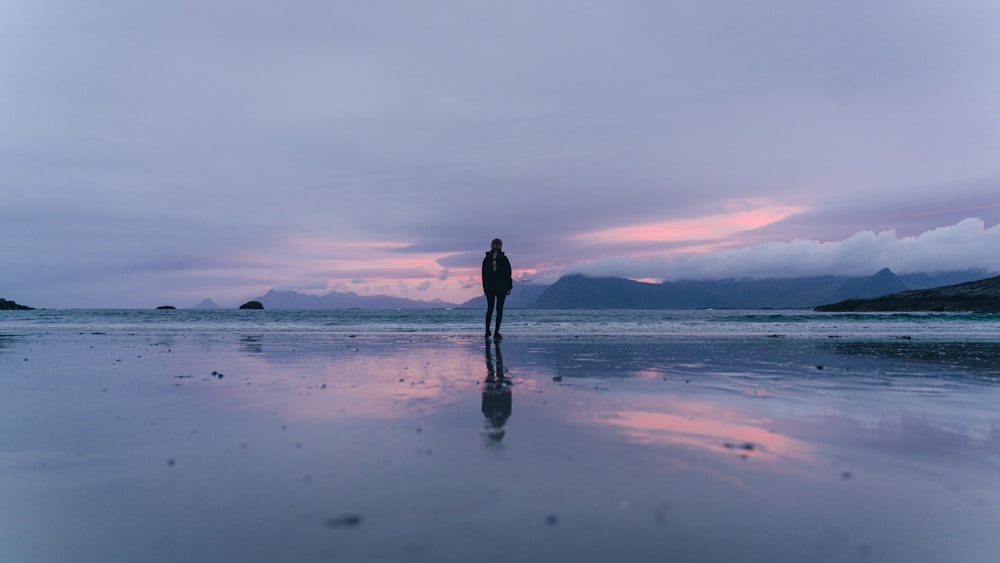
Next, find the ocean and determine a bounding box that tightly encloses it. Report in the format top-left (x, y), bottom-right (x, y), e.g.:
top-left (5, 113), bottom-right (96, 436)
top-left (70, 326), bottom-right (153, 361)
top-left (3, 307), bottom-right (999, 340)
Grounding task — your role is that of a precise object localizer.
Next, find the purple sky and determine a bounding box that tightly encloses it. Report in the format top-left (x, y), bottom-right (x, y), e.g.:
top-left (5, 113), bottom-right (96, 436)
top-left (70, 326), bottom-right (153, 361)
top-left (3, 1), bottom-right (999, 308)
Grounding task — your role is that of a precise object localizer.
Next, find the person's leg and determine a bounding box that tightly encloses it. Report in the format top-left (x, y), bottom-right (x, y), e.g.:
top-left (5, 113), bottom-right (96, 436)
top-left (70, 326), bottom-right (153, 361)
top-left (484, 294), bottom-right (496, 337)
top-left (494, 293), bottom-right (506, 338)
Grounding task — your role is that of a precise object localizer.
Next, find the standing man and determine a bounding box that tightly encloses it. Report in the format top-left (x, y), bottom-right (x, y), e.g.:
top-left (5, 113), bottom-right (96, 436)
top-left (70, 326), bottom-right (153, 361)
top-left (482, 238), bottom-right (513, 339)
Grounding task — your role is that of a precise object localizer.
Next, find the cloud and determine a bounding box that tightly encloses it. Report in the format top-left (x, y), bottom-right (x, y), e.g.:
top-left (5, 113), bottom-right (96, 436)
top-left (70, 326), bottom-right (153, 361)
top-left (3, 1), bottom-right (1000, 306)
top-left (562, 218), bottom-right (1000, 281)
top-left (573, 204), bottom-right (808, 249)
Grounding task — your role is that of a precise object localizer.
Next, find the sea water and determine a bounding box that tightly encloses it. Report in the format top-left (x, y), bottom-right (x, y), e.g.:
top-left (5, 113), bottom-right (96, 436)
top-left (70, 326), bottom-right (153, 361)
top-left (2, 307), bottom-right (998, 340)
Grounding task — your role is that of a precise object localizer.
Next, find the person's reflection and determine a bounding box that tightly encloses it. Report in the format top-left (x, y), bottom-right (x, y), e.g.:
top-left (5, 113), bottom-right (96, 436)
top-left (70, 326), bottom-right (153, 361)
top-left (482, 341), bottom-right (512, 441)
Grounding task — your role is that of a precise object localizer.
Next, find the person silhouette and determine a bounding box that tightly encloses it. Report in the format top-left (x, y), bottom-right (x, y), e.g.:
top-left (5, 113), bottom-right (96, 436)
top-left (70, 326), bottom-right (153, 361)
top-left (481, 340), bottom-right (512, 441)
top-left (482, 238), bottom-right (513, 339)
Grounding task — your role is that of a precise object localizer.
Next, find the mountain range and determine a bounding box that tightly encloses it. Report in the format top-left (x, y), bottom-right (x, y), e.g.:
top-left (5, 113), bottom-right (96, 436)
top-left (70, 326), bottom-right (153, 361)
top-left (252, 289), bottom-right (457, 309)
top-left (521, 268), bottom-right (988, 309)
top-left (221, 268), bottom-right (992, 310)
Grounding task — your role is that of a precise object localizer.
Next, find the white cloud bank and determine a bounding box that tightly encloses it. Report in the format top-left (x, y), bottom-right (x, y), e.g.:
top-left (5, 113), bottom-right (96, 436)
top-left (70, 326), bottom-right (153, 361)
top-left (560, 218), bottom-right (1000, 282)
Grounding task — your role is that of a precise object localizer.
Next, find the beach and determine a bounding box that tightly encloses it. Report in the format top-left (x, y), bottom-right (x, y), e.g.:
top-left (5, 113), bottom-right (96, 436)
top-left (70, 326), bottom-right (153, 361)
top-left (2, 321), bottom-right (1000, 562)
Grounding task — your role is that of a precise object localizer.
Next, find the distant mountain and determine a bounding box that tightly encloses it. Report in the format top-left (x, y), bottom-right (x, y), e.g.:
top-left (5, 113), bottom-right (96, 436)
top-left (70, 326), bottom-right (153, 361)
top-left (815, 275), bottom-right (1000, 312)
top-left (243, 269), bottom-right (994, 310)
top-left (897, 269), bottom-right (993, 290)
top-left (192, 298), bottom-right (223, 309)
top-left (532, 275), bottom-right (681, 308)
top-left (832, 268), bottom-right (905, 300)
top-left (460, 283), bottom-right (549, 309)
top-left (531, 274), bottom-right (848, 309)
top-left (527, 269), bottom-right (994, 309)
top-left (256, 289), bottom-right (460, 310)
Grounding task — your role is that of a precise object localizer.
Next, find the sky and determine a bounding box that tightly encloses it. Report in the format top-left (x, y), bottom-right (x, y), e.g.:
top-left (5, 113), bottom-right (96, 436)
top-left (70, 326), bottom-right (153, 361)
top-left (2, 0), bottom-right (1000, 308)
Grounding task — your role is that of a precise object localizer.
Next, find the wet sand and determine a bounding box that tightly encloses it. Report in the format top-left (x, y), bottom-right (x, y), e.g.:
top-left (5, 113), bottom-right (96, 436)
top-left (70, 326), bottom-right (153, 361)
top-left (2, 332), bottom-right (1000, 562)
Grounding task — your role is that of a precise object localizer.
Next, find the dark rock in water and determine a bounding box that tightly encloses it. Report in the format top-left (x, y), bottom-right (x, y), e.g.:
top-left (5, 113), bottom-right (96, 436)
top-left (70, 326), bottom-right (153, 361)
top-left (816, 275), bottom-right (1000, 312)
top-left (0, 298), bottom-right (33, 310)
top-left (239, 300), bottom-right (264, 310)
top-left (156, 305), bottom-right (177, 310)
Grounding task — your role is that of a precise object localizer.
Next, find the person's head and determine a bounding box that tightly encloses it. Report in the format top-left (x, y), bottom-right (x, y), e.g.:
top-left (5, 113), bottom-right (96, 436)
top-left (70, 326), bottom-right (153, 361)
top-left (491, 238), bottom-right (503, 251)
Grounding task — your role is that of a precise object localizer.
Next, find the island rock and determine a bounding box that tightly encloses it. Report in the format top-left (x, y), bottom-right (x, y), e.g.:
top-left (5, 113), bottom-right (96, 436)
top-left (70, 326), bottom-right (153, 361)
top-left (0, 298), bottom-right (34, 310)
top-left (239, 300), bottom-right (265, 310)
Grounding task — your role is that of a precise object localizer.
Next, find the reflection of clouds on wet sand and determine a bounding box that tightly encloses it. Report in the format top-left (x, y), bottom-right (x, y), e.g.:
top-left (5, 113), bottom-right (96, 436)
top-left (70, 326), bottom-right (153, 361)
top-left (594, 395), bottom-right (1000, 475)
top-left (597, 400), bottom-right (815, 464)
top-left (789, 410), bottom-right (1000, 464)
top-left (5, 332), bottom-right (1000, 562)
top-left (228, 335), bottom-right (484, 423)
top-left (522, 336), bottom-right (1000, 489)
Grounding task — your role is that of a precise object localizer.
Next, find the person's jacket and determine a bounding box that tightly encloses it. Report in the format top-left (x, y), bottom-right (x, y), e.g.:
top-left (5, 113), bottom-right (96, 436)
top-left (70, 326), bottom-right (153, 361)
top-left (482, 250), bottom-right (513, 295)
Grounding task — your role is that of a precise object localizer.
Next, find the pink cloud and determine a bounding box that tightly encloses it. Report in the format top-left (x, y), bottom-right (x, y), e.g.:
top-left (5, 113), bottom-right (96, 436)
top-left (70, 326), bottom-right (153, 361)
top-left (596, 398), bottom-right (815, 466)
top-left (269, 236), bottom-right (483, 302)
top-left (575, 204), bottom-right (808, 247)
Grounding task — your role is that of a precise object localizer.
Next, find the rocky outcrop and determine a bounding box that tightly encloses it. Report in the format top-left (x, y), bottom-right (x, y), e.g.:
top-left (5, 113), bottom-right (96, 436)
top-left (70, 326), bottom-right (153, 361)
top-left (815, 275), bottom-right (1000, 312)
top-left (239, 300), bottom-right (264, 310)
top-left (0, 298), bottom-right (33, 310)
top-left (156, 305), bottom-right (177, 310)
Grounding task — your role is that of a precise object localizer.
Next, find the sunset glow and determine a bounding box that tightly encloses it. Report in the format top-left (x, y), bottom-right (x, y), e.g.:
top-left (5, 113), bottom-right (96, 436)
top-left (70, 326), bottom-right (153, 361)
top-left (575, 205), bottom-right (808, 246)
top-left (251, 236), bottom-right (484, 303)
top-left (232, 345), bottom-right (480, 423)
top-left (596, 400), bottom-right (815, 465)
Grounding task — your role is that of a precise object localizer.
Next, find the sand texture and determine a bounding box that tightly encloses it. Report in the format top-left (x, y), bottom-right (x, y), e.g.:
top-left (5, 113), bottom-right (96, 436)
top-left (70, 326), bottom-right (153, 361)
top-left (2, 331), bottom-right (1000, 562)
